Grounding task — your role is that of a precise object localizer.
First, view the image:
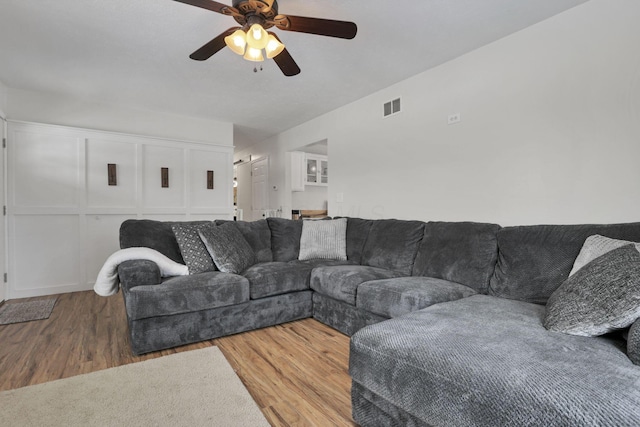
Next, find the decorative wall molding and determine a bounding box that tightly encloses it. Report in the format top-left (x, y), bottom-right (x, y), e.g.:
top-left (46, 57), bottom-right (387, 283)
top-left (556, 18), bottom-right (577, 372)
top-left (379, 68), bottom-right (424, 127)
top-left (6, 121), bottom-right (234, 299)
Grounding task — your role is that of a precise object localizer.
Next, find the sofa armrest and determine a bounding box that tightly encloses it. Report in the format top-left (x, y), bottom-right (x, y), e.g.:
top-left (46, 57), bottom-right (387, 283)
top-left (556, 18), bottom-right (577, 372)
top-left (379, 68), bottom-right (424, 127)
top-left (117, 259), bottom-right (162, 293)
top-left (627, 318), bottom-right (640, 365)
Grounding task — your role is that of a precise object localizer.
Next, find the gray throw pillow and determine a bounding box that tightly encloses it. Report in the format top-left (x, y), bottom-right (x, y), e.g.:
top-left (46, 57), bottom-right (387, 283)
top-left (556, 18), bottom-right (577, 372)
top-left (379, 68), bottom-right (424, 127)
top-left (544, 244), bottom-right (640, 337)
top-left (627, 319), bottom-right (640, 365)
top-left (171, 223), bottom-right (217, 274)
top-left (198, 222), bottom-right (256, 274)
top-left (298, 218), bottom-right (347, 261)
top-left (570, 234), bottom-right (640, 276)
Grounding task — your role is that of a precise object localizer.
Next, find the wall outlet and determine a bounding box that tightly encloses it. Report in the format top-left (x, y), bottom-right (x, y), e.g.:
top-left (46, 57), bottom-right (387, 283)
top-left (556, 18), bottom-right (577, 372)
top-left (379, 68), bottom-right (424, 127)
top-left (336, 192), bottom-right (344, 203)
top-left (448, 113), bottom-right (461, 125)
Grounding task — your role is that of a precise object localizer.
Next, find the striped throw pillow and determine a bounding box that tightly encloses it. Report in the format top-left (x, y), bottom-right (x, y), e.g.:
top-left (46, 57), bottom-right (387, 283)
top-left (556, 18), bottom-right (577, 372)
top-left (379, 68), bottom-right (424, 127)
top-left (298, 218), bottom-right (347, 261)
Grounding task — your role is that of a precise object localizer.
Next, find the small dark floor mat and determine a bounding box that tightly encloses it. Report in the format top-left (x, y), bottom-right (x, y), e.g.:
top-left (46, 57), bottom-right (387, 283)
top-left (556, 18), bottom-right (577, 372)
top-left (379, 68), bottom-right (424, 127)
top-left (0, 298), bottom-right (57, 325)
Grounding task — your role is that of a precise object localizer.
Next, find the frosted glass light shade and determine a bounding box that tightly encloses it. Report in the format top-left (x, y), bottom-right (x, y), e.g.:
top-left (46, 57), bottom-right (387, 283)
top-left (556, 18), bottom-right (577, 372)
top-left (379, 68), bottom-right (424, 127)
top-left (265, 34), bottom-right (285, 59)
top-left (224, 30), bottom-right (247, 55)
top-left (246, 24), bottom-right (268, 50)
top-left (244, 46), bottom-right (264, 62)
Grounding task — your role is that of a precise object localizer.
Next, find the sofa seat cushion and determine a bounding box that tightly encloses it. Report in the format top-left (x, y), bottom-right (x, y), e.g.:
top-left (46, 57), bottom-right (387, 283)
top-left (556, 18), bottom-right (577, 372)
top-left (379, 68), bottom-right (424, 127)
top-left (123, 271), bottom-right (249, 321)
top-left (357, 277), bottom-right (477, 318)
top-left (243, 262), bottom-right (313, 300)
top-left (350, 294), bottom-right (640, 427)
top-left (311, 265), bottom-right (405, 306)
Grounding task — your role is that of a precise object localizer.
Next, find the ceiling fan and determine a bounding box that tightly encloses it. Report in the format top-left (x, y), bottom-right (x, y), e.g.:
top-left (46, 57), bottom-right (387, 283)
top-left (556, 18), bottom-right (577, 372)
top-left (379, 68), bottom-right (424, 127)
top-left (173, 0), bottom-right (358, 76)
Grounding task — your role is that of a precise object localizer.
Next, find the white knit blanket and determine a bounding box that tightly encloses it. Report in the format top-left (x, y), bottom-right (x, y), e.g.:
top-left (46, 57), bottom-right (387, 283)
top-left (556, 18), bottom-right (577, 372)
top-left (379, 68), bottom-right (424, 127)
top-left (94, 247), bottom-right (189, 297)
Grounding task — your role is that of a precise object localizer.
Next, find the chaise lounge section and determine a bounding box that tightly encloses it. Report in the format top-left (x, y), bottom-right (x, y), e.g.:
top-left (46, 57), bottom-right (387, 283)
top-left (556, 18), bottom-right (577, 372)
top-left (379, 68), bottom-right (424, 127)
top-left (350, 222), bottom-right (640, 426)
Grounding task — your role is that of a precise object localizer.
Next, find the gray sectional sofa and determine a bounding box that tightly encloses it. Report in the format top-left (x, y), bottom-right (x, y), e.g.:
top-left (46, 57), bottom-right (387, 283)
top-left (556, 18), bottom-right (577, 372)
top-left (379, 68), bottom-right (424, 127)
top-left (116, 217), bottom-right (640, 426)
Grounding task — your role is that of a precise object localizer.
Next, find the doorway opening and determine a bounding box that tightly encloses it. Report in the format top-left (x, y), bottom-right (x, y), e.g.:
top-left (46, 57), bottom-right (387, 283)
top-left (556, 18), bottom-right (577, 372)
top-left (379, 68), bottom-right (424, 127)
top-left (235, 156), bottom-right (270, 222)
top-left (291, 140), bottom-right (328, 219)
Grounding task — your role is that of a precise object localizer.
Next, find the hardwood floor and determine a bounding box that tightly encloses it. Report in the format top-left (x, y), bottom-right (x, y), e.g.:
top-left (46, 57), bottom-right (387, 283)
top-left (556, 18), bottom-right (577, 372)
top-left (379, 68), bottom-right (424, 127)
top-left (0, 291), bottom-right (357, 426)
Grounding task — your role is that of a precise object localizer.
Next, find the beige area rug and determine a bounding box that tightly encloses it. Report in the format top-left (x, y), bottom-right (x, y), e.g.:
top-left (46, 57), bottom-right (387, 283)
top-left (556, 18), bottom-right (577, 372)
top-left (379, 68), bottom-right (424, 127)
top-left (0, 347), bottom-right (270, 427)
top-left (0, 298), bottom-right (57, 325)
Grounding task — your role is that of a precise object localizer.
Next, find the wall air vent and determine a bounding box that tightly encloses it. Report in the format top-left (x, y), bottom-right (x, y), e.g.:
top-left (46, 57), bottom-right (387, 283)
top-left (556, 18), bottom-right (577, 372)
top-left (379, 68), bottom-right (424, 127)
top-left (383, 98), bottom-right (401, 117)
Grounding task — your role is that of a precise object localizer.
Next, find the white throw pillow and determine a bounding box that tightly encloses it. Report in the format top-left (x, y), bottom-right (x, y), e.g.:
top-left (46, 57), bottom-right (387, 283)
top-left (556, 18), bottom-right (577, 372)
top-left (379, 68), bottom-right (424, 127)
top-left (298, 218), bottom-right (347, 261)
top-left (570, 235), bottom-right (640, 276)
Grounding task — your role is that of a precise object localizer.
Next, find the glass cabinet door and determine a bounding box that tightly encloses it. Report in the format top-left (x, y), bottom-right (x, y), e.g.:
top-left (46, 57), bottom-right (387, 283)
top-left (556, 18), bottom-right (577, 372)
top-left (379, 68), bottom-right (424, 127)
top-left (320, 160), bottom-right (328, 184)
top-left (306, 158), bottom-right (318, 183)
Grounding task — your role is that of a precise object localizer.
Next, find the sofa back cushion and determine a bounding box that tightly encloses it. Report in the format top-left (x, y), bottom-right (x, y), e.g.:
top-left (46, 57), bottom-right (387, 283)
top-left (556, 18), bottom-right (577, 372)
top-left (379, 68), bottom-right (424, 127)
top-left (342, 217), bottom-right (374, 264)
top-left (216, 219), bottom-right (273, 263)
top-left (119, 219), bottom-right (211, 264)
top-left (267, 217), bottom-right (303, 261)
top-left (412, 222), bottom-right (501, 293)
top-left (361, 219), bottom-right (425, 275)
top-left (489, 222), bottom-right (640, 304)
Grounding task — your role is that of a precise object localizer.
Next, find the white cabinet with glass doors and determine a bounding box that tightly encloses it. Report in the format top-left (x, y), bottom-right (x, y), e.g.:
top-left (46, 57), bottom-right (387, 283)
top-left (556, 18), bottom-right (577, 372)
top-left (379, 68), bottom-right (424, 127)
top-left (291, 152), bottom-right (328, 191)
top-left (305, 154), bottom-right (328, 186)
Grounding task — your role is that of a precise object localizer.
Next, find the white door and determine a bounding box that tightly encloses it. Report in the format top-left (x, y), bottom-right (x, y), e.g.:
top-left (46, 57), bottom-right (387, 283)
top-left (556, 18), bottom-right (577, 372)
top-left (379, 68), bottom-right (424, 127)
top-left (0, 117), bottom-right (6, 302)
top-left (236, 162), bottom-right (252, 221)
top-left (251, 157), bottom-right (269, 221)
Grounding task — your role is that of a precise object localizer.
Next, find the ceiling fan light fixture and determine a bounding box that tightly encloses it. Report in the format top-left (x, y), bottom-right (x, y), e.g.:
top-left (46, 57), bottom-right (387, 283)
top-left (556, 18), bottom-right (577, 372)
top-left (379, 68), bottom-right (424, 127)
top-left (265, 33), bottom-right (285, 59)
top-left (243, 46), bottom-right (265, 62)
top-left (224, 29), bottom-right (247, 55)
top-left (177, 0), bottom-right (357, 76)
top-left (246, 23), bottom-right (269, 50)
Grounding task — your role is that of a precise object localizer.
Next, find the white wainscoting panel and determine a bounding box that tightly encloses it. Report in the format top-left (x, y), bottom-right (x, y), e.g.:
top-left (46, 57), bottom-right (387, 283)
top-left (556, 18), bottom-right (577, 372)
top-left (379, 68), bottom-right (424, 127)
top-left (86, 139), bottom-right (137, 209)
top-left (85, 214), bottom-right (134, 286)
top-left (189, 148), bottom-right (232, 210)
top-left (143, 145), bottom-right (185, 209)
top-left (11, 215), bottom-right (81, 295)
top-left (6, 121), bottom-right (233, 299)
top-left (11, 129), bottom-right (81, 208)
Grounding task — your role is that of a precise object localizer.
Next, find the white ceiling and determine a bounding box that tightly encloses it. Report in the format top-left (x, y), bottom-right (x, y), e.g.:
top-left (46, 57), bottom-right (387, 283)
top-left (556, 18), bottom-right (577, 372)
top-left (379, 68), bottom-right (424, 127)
top-left (0, 0), bottom-right (588, 151)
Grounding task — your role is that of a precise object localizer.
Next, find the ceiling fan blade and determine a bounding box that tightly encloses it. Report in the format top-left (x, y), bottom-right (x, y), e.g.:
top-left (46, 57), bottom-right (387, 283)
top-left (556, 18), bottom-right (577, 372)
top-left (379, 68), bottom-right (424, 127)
top-left (275, 15), bottom-right (357, 39)
top-left (260, 0), bottom-right (275, 14)
top-left (273, 48), bottom-right (300, 77)
top-left (189, 27), bottom-right (239, 61)
top-left (268, 32), bottom-right (300, 76)
top-left (173, 0), bottom-right (234, 15)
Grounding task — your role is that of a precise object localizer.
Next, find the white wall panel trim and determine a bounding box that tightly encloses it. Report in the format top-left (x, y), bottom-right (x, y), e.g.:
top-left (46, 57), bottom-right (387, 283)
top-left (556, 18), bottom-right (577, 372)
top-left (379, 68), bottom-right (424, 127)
top-left (6, 121), bottom-right (234, 299)
top-left (7, 120), bottom-right (232, 149)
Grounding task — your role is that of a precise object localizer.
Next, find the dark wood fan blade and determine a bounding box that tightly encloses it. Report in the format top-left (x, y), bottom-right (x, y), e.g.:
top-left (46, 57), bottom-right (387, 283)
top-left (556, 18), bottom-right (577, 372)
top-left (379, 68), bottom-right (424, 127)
top-left (273, 48), bottom-right (300, 76)
top-left (189, 27), bottom-right (239, 60)
top-left (173, 0), bottom-right (232, 15)
top-left (275, 15), bottom-right (357, 39)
